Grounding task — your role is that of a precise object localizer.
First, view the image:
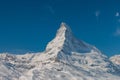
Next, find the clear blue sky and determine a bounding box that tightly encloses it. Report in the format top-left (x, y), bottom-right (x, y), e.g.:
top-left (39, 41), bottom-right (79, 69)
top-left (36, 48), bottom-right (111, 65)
top-left (0, 0), bottom-right (120, 56)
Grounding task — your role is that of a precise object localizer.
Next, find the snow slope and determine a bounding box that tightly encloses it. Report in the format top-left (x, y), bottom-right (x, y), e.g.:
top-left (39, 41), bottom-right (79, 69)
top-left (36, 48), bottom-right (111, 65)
top-left (0, 22), bottom-right (120, 80)
top-left (110, 55), bottom-right (120, 65)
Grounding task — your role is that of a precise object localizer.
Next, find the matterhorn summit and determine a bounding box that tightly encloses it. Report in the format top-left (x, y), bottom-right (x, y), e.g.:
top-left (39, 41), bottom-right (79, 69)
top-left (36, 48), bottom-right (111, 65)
top-left (0, 22), bottom-right (120, 80)
top-left (46, 22), bottom-right (99, 53)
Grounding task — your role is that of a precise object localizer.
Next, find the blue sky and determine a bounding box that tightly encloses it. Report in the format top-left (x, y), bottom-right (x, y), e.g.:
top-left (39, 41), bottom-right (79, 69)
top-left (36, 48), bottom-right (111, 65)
top-left (0, 0), bottom-right (120, 56)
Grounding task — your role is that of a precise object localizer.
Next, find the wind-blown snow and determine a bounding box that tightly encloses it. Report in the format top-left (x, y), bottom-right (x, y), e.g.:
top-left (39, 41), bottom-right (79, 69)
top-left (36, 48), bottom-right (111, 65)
top-left (0, 22), bottom-right (120, 80)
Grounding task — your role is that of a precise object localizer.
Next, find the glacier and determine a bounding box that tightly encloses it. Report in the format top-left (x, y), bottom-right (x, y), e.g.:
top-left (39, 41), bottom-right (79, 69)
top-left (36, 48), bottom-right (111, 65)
top-left (0, 22), bottom-right (120, 80)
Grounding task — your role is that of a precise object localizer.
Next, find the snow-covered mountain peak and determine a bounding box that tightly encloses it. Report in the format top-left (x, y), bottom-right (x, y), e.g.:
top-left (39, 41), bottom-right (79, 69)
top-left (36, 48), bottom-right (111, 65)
top-left (56, 22), bottom-right (73, 38)
top-left (45, 22), bottom-right (72, 49)
top-left (45, 22), bottom-right (101, 60)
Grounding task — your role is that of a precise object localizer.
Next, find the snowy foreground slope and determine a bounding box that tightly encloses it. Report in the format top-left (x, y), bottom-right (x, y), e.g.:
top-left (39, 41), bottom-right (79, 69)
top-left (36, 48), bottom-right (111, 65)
top-left (0, 23), bottom-right (120, 80)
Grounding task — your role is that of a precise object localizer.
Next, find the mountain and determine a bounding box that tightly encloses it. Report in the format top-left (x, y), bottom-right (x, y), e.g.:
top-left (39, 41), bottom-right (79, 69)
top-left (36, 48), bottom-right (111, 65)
top-left (110, 55), bottom-right (120, 65)
top-left (0, 22), bottom-right (120, 80)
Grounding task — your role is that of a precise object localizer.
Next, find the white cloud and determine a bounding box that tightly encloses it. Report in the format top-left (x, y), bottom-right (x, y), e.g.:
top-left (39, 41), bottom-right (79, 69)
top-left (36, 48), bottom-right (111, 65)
top-left (43, 5), bottom-right (55, 15)
top-left (115, 12), bottom-right (120, 23)
top-left (114, 28), bottom-right (120, 36)
top-left (47, 6), bottom-right (55, 15)
top-left (115, 12), bottom-right (120, 17)
top-left (95, 11), bottom-right (100, 17)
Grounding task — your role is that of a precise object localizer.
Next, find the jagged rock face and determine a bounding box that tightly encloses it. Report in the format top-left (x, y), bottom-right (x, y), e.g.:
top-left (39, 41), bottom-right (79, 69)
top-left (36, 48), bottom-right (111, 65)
top-left (0, 22), bottom-right (120, 80)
